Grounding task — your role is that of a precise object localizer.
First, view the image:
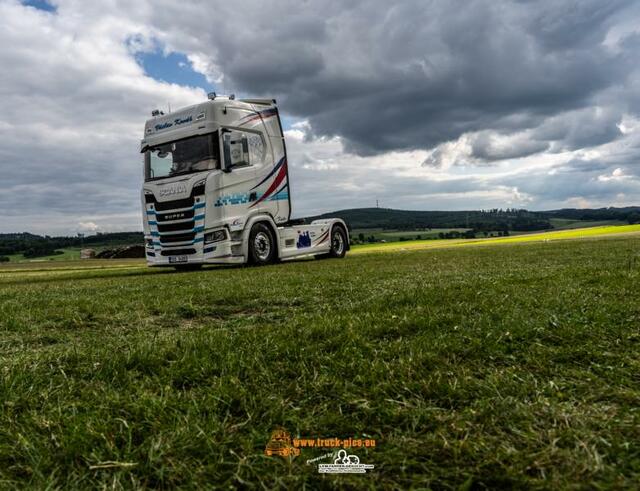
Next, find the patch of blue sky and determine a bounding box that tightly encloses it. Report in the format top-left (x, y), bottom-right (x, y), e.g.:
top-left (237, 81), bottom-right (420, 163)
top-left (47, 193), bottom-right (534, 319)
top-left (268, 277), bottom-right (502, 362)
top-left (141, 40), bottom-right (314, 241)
top-left (137, 50), bottom-right (212, 91)
top-left (22, 0), bottom-right (56, 12)
top-left (280, 116), bottom-right (303, 131)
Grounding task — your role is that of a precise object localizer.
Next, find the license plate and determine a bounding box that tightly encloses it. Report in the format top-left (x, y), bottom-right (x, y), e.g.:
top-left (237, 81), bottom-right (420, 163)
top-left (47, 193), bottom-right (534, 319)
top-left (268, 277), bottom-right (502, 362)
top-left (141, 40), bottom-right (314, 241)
top-left (169, 255), bottom-right (188, 264)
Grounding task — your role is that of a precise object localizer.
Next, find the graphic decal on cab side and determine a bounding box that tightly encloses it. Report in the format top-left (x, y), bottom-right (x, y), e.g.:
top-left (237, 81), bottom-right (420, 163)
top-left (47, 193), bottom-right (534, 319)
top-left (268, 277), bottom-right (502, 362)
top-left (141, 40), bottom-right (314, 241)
top-left (296, 231), bottom-right (311, 248)
top-left (248, 157), bottom-right (288, 209)
top-left (238, 107), bottom-right (279, 127)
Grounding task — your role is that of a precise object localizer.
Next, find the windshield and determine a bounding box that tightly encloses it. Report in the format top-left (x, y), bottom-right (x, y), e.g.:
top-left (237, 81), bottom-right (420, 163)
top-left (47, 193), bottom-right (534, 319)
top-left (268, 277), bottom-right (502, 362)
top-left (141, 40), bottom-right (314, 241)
top-left (145, 132), bottom-right (219, 181)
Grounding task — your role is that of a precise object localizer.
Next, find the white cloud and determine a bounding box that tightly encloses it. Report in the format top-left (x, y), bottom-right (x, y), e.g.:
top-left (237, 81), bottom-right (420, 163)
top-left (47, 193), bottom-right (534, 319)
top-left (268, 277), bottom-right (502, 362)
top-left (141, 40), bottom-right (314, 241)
top-left (1, 0), bottom-right (640, 235)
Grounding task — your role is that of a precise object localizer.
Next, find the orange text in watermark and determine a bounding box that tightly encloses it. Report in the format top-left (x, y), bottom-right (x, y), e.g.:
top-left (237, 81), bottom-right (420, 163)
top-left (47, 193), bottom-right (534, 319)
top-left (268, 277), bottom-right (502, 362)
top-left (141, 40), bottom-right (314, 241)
top-left (293, 437), bottom-right (377, 448)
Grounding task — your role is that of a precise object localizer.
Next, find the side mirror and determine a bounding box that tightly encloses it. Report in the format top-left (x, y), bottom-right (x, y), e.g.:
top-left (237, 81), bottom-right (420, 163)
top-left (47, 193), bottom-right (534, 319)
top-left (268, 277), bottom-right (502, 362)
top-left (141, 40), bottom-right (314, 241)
top-left (222, 131), bottom-right (249, 172)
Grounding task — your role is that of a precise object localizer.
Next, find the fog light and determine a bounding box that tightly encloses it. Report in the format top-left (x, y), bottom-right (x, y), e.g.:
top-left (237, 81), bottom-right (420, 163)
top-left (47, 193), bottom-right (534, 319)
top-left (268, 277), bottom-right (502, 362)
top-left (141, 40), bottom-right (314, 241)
top-left (204, 229), bottom-right (226, 244)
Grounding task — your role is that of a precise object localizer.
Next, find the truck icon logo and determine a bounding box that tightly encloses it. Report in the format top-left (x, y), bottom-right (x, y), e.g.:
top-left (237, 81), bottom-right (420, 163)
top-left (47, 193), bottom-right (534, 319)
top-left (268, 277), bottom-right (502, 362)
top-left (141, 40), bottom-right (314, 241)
top-left (264, 429), bottom-right (301, 459)
top-left (318, 449), bottom-right (375, 474)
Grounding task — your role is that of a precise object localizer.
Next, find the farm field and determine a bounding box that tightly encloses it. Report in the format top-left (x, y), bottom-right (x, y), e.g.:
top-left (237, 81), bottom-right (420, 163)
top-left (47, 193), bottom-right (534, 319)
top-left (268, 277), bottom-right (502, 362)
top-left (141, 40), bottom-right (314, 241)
top-left (549, 218), bottom-right (627, 230)
top-left (351, 223), bottom-right (640, 254)
top-left (3, 247), bottom-right (83, 263)
top-left (351, 227), bottom-right (472, 242)
top-left (350, 219), bottom-right (630, 243)
top-left (1, 232), bottom-right (640, 488)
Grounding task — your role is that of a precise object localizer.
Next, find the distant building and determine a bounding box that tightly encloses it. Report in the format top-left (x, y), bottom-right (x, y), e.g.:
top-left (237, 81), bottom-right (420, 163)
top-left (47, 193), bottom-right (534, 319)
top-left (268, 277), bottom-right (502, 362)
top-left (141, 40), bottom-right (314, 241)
top-left (80, 249), bottom-right (96, 259)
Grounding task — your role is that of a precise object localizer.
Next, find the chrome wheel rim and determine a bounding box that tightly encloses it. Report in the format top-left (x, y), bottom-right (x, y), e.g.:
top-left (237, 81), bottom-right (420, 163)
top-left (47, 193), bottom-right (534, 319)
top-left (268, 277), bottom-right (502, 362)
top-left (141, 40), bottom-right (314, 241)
top-left (254, 231), bottom-right (271, 261)
top-left (332, 230), bottom-right (344, 255)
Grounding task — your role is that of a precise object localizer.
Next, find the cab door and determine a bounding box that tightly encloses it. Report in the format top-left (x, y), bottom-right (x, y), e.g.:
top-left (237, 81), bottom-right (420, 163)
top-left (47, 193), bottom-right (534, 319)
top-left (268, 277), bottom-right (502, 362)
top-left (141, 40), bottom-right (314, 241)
top-left (216, 129), bottom-right (256, 229)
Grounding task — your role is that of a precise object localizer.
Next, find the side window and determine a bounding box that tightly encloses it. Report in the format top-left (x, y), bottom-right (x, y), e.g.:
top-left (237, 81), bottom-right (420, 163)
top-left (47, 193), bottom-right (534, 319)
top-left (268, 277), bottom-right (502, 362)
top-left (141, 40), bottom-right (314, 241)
top-left (247, 132), bottom-right (266, 164)
top-left (222, 129), bottom-right (265, 170)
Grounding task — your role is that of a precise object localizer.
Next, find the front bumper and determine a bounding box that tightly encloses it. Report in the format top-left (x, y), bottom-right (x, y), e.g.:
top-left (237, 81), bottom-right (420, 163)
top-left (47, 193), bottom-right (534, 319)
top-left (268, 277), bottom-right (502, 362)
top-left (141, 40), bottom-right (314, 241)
top-left (145, 236), bottom-right (244, 266)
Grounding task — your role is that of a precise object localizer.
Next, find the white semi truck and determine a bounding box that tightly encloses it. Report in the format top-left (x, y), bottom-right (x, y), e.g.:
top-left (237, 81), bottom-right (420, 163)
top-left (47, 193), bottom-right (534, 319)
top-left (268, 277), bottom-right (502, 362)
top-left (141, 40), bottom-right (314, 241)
top-left (140, 93), bottom-right (349, 268)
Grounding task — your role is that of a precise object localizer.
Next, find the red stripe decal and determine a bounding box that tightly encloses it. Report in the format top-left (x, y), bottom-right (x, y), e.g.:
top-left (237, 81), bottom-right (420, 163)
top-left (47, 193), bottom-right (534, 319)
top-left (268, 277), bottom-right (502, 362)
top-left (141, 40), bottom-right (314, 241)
top-left (315, 230), bottom-right (330, 245)
top-left (249, 161), bottom-right (288, 208)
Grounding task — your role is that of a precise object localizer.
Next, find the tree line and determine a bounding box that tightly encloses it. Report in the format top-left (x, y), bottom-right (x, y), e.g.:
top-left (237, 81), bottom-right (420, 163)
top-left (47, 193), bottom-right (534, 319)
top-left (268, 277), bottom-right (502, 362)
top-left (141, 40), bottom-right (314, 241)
top-left (0, 232), bottom-right (143, 259)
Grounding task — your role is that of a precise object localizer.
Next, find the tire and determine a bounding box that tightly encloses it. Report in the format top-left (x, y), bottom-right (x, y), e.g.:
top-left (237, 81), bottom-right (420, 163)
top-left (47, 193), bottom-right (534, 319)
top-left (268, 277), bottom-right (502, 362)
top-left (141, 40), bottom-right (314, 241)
top-left (317, 225), bottom-right (348, 260)
top-left (248, 223), bottom-right (277, 265)
top-left (328, 225), bottom-right (348, 258)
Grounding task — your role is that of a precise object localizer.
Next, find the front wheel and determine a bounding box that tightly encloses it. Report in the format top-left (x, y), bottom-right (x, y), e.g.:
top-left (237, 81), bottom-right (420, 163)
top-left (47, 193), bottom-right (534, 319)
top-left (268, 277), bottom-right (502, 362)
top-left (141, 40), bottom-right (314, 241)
top-left (248, 223), bottom-right (277, 265)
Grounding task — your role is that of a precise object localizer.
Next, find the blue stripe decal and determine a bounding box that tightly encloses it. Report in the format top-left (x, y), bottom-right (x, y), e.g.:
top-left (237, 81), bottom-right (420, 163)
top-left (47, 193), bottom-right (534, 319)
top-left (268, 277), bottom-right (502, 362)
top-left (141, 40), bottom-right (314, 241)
top-left (194, 203), bottom-right (205, 209)
top-left (146, 210), bottom-right (155, 216)
top-left (194, 226), bottom-right (204, 233)
top-left (194, 237), bottom-right (204, 243)
top-left (194, 214), bottom-right (205, 221)
top-left (151, 232), bottom-right (159, 237)
top-left (148, 221), bottom-right (157, 226)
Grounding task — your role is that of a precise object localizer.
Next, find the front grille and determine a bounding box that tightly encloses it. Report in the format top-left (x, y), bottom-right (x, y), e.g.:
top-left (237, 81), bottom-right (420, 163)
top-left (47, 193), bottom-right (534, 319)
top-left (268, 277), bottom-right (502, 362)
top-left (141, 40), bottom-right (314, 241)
top-left (154, 196), bottom-right (195, 212)
top-left (161, 248), bottom-right (196, 256)
top-left (157, 221), bottom-right (195, 233)
top-left (146, 186), bottom-right (206, 258)
top-left (160, 232), bottom-right (196, 244)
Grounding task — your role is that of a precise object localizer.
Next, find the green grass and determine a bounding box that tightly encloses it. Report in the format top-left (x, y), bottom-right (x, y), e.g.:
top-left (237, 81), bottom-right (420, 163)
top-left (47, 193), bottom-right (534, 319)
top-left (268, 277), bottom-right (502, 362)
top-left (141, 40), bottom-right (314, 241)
top-left (1, 235), bottom-right (640, 488)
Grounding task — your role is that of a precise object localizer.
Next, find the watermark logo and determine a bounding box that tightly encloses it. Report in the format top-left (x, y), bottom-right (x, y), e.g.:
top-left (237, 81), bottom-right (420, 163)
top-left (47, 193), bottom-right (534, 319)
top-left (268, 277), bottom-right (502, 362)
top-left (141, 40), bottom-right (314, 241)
top-left (264, 428), bottom-right (301, 459)
top-left (317, 449), bottom-right (375, 474)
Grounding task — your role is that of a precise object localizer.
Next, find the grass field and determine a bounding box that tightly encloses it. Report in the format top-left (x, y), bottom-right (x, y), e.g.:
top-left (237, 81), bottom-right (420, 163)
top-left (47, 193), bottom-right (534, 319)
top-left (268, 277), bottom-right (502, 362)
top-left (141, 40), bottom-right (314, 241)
top-left (1, 231), bottom-right (640, 488)
top-left (351, 228), bottom-right (472, 242)
top-left (3, 247), bottom-right (82, 263)
top-left (351, 224), bottom-right (640, 255)
top-left (549, 218), bottom-right (627, 230)
top-left (349, 219), bottom-right (629, 243)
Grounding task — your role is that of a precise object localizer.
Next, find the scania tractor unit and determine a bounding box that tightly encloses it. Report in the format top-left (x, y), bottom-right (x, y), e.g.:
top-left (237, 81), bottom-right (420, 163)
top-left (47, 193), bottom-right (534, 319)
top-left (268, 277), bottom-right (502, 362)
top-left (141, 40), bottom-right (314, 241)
top-left (140, 94), bottom-right (349, 268)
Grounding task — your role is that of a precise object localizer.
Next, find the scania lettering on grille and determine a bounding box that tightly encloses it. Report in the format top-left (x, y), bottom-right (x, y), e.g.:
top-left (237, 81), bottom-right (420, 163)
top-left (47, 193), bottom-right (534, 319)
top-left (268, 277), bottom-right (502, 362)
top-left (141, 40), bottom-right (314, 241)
top-left (158, 184), bottom-right (187, 197)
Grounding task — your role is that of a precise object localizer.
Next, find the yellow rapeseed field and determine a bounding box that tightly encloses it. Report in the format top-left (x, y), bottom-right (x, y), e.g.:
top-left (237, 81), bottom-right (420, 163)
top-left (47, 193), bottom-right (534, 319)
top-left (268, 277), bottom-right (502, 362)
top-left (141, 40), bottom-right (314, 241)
top-left (350, 224), bottom-right (640, 254)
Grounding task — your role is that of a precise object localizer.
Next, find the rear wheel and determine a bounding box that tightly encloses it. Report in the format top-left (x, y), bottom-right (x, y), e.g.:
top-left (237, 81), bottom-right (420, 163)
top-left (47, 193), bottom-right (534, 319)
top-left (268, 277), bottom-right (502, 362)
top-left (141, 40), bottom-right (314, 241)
top-left (329, 225), bottom-right (347, 258)
top-left (316, 225), bottom-right (347, 259)
top-left (249, 223), bottom-right (277, 265)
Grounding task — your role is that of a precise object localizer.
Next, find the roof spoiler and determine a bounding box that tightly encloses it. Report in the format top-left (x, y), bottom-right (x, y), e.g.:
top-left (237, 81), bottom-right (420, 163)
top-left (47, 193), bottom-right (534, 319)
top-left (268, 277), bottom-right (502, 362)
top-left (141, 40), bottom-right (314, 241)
top-left (241, 98), bottom-right (276, 105)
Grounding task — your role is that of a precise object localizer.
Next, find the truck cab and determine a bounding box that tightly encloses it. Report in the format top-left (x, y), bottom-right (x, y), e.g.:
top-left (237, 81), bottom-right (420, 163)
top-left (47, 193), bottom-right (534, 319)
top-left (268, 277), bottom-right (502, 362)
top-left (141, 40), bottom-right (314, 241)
top-left (140, 94), bottom-right (348, 267)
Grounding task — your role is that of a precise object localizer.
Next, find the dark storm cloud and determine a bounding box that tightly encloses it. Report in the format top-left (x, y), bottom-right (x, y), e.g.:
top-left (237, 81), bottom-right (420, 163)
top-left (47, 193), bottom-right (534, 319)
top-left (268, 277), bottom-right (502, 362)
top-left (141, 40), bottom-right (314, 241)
top-left (151, 0), bottom-right (639, 156)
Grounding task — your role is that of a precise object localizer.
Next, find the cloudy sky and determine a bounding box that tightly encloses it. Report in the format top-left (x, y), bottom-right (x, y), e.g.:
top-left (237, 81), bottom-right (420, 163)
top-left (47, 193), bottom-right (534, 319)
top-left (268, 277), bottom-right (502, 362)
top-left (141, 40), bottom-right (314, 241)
top-left (2, 0), bottom-right (640, 235)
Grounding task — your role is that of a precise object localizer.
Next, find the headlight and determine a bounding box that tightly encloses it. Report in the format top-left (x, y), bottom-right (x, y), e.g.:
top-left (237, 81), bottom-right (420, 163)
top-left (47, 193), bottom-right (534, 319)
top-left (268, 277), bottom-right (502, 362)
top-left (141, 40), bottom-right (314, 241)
top-left (204, 229), bottom-right (226, 244)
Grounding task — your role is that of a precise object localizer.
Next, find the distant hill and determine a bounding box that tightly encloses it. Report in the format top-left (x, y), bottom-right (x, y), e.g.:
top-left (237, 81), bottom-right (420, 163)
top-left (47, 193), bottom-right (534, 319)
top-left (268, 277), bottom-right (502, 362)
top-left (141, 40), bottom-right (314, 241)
top-left (308, 207), bottom-right (549, 231)
top-left (544, 207), bottom-right (640, 221)
top-left (307, 206), bottom-right (640, 231)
